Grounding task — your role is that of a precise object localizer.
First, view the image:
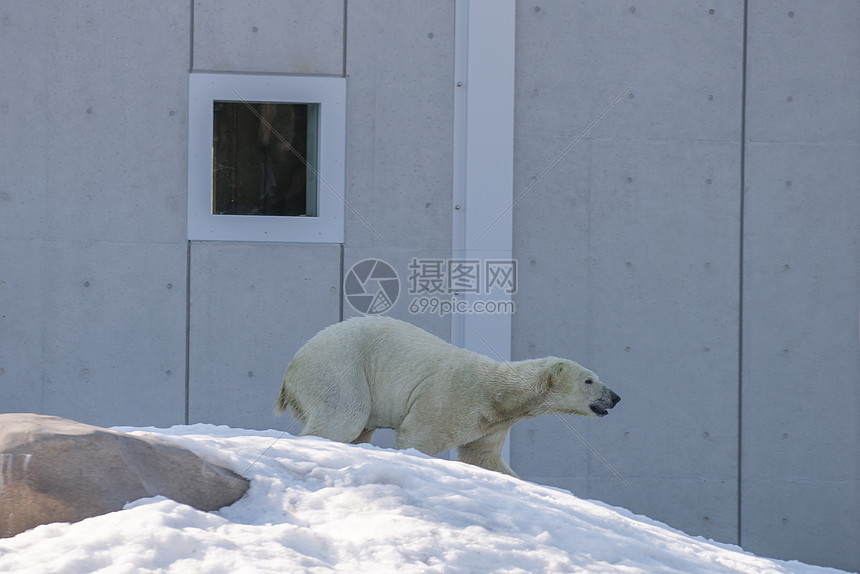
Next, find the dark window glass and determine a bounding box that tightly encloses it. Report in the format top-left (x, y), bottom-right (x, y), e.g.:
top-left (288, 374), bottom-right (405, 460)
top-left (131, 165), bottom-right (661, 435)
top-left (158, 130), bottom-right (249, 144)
top-left (212, 101), bottom-right (319, 216)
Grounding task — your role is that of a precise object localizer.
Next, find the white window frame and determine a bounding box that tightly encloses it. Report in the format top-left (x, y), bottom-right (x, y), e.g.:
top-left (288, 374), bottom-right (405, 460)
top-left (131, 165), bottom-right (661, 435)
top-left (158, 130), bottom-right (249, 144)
top-left (187, 72), bottom-right (346, 243)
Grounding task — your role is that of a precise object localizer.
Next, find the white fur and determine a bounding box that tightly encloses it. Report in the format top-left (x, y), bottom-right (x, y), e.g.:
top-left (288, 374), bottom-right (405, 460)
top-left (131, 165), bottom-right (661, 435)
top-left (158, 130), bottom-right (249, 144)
top-left (276, 316), bottom-right (620, 477)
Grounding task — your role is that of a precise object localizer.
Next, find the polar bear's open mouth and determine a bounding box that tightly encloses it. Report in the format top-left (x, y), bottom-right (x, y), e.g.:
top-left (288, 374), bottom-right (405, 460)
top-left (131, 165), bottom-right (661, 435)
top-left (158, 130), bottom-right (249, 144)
top-left (590, 404), bottom-right (610, 417)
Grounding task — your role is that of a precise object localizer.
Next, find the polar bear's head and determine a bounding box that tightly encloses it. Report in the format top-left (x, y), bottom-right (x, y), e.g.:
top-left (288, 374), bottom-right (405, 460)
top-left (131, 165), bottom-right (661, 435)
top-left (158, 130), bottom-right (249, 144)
top-left (540, 359), bottom-right (620, 418)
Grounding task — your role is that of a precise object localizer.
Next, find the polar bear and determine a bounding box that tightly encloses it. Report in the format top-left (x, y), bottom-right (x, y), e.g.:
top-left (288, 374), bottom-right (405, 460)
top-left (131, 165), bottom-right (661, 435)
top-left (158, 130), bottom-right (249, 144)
top-left (275, 316), bottom-right (620, 477)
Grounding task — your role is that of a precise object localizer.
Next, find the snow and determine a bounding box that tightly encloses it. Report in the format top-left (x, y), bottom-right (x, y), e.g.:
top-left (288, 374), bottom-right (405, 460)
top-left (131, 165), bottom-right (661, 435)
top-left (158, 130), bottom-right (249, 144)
top-left (0, 425), bottom-right (847, 574)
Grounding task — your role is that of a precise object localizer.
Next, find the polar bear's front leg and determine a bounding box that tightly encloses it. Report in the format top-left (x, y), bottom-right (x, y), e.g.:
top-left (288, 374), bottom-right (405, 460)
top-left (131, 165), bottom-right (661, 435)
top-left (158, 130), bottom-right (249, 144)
top-left (457, 428), bottom-right (518, 477)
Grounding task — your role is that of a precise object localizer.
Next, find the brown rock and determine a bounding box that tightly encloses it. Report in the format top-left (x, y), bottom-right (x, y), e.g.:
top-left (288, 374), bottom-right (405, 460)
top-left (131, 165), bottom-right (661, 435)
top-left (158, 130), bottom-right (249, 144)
top-left (0, 413), bottom-right (249, 537)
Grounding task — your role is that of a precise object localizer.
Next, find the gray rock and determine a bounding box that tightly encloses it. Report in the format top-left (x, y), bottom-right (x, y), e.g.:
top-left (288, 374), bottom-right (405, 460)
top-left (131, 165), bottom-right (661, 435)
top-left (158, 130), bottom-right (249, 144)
top-left (0, 413), bottom-right (249, 537)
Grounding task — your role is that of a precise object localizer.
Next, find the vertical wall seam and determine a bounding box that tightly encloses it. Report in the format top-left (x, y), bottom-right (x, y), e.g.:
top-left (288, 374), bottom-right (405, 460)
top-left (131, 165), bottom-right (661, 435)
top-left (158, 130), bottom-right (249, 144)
top-left (339, 244), bottom-right (345, 322)
top-left (185, 241), bottom-right (192, 425)
top-left (189, 0), bottom-right (194, 72)
top-left (184, 0), bottom-right (194, 424)
top-left (737, 0), bottom-right (749, 549)
top-left (451, 0), bottom-right (468, 349)
top-left (342, 0), bottom-right (348, 78)
top-left (339, 2), bottom-right (347, 323)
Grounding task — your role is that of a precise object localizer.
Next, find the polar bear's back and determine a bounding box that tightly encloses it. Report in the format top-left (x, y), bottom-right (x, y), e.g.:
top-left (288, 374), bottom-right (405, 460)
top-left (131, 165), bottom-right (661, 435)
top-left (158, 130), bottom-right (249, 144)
top-left (277, 316), bottom-right (475, 428)
top-left (299, 315), bottom-right (455, 364)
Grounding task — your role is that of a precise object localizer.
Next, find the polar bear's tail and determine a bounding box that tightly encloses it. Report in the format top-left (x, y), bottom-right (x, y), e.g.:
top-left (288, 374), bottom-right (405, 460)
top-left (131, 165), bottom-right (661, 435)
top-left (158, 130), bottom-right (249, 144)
top-left (274, 384), bottom-right (290, 414)
top-left (274, 380), bottom-right (305, 420)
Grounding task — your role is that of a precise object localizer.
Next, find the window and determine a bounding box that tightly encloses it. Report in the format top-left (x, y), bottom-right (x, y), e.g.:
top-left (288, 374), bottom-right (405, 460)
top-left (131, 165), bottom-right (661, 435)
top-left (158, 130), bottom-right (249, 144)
top-left (188, 73), bottom-right (345, 242)
top-left (212, 102), bottom-right (318, 217)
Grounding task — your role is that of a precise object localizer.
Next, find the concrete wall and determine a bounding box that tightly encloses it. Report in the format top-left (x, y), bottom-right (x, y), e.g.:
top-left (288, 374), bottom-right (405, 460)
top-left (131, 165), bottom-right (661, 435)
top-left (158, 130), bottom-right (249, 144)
top-left (510, 1), bottom-right (859, 571)
top-left (1, 1), bottom-right (857, 571)
top-left (0, 2), bottom-right (190, 426)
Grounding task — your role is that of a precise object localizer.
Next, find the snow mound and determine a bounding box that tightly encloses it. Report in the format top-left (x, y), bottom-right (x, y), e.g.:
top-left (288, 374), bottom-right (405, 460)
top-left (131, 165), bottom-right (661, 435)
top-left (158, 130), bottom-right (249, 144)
top-left (0, 425), bottom-right (846, 574)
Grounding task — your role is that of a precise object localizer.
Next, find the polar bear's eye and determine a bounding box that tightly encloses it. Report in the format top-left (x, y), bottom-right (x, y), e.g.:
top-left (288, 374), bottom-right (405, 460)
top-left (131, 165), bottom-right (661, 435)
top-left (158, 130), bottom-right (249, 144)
top-left (584, 378), bottom-right (594, 385)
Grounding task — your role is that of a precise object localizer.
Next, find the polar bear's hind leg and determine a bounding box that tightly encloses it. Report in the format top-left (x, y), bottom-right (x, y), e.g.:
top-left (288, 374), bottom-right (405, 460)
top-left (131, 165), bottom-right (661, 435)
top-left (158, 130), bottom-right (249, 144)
top-left (299, 408), bottom-right (368, 443)
top-left (293, 375), bottom-right (372, 444)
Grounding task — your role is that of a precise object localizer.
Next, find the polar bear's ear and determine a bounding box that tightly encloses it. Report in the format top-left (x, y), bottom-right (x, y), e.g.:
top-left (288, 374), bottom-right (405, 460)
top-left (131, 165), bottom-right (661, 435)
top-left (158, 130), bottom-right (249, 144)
top-left (548, 362), bottom-right (565, 379)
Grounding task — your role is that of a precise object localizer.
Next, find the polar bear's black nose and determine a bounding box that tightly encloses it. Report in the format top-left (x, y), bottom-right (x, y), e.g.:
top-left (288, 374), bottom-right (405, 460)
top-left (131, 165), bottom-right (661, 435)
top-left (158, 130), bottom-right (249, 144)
top-left (610, 391), bottom-right (621, 406)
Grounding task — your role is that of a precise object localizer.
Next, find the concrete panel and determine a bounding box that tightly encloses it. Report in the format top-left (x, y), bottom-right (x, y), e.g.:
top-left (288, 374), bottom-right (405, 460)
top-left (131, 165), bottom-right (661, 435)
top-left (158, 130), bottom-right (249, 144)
top-left (512, 0), bottom-right (744, 547)
top-left (0, 241), bottom-right (187, 427)
top-left (746, 1), bottom-right (860, 143)
top-left (742, 3), bottom-right (860, 570)
top-left (591, 477), bottom-right (738, 543)
top-left (515, 0), bottom-right (744, 143)
top-left (193, 0), bottom-right (344, 75)
top-left (188, 243), bottom-right (340, 430)
top-left (742, 480), bottom-right (860, 572)
top-left (516, 470), bottom-right (737, 543)
top-left (510, 137), bottom-right (592, 363)
top-left (742, 142), bottom-right (860, 568)
top-left (0, 242), bottom-right (51, 410)
top-left (512, 139), bottom-right (741, 544)
top-left (0, 1), bottom-right (190, 244)
top-left (345, 0), bottom-right (455, 249)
